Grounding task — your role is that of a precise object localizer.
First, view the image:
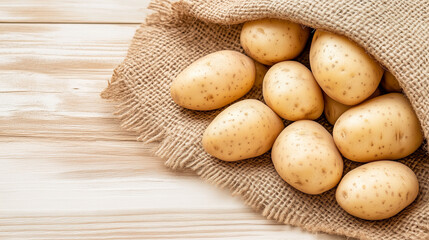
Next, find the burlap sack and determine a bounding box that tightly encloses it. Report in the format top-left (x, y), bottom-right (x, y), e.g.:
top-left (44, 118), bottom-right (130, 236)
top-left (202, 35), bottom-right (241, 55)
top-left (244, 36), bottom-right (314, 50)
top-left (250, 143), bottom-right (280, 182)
top-left (101, 0), bottom-right (429, 239)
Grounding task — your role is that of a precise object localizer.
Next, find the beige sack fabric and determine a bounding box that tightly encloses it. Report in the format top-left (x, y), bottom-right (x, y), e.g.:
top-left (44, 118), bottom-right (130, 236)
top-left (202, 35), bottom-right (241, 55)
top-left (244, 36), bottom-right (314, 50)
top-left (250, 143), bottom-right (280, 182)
top-left (101, 0), bottom-right (429, 239)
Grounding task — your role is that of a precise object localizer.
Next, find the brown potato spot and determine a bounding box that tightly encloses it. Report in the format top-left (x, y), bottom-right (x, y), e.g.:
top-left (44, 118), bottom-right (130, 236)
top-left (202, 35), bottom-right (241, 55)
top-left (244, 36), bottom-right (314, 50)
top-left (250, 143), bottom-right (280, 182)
top-left (295, 180), bottom-right (303, 186)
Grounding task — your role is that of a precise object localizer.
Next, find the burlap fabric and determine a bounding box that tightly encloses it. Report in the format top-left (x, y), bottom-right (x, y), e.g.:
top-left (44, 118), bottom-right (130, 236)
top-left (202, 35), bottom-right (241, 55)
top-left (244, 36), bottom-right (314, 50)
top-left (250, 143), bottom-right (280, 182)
top-left (101, 0), bottom-right (429, 239)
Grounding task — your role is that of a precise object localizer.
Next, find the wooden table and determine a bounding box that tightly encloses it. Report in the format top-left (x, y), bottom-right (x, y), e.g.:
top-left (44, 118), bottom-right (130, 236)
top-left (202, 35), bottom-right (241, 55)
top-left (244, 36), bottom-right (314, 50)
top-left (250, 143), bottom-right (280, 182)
top-left (0, 1), bottom-right (345, 239)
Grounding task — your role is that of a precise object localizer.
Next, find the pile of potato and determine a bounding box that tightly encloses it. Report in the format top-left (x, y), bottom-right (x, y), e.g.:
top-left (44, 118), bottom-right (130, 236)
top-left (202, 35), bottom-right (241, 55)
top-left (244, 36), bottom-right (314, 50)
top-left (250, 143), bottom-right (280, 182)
top-left (170, 18), bottom-right (423, 221)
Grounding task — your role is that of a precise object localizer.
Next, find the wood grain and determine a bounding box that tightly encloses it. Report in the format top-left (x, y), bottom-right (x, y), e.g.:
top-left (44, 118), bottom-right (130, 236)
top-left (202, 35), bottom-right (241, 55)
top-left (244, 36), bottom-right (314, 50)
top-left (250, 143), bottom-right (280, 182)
top-left (0, 211), bottom-right (343, 240)
top-left (0, 0), bottom-right (150, 23)
top-left (0, 1), bottom-right (345, 239)
top-left (0, 24), bottom-right (140, 142)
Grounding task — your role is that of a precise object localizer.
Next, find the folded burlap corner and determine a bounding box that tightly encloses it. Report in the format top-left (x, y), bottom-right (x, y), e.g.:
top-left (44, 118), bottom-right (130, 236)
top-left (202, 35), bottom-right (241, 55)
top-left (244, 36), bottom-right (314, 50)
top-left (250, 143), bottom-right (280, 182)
top-left (101, 0), bottom-right (429, 239)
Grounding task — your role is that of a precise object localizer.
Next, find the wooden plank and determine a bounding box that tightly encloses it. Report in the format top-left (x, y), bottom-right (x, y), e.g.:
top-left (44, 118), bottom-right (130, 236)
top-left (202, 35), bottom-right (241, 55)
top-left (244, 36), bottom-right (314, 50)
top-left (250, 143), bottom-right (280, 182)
top-left (0, 24), bottom-right (139, 140)
top-left (1, 139), bottom-right (340, 239)
top-left (0, 211), bottom-right (345, 240)
top-left (0, 23), bottom-right (345, 239)
top-left (0, 0), bottom-right (150, 23)
top-left (0, 139), bottom-right (344, 239)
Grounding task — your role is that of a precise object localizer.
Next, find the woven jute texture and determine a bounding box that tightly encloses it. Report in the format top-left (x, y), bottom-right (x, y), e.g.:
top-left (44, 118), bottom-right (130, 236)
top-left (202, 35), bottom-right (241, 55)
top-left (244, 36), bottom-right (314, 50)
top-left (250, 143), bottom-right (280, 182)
top-left (101, 0), bottom-right (429, 239)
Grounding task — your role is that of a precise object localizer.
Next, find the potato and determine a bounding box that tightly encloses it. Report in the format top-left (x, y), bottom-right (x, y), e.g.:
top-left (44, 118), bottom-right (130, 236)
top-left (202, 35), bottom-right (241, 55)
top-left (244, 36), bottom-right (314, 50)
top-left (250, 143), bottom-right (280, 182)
top-left (324, 88), bottom-right (381, 125)
top-left (310, 30), bottom-right (384, 105)
top-left (170, 50), bottom-right (255, 111)
top-left (333, 93), bottom-right (423, 162)
top-left (251, 61), bottom-right (269, 90)
top-left (203, 99), bottom-right (284, 161)
top-left (381, 71), bottom-right (402, 92)
top-left (323, 92), bottom-right (352, 125)
top-left (336, 161), bottom-right (419, 220)
top-left (272, 120), bottom-right (343, 194)
top-left (263, 61), bottom-right (324, 121)
top-left (240, 18), bottom-right (310, 65)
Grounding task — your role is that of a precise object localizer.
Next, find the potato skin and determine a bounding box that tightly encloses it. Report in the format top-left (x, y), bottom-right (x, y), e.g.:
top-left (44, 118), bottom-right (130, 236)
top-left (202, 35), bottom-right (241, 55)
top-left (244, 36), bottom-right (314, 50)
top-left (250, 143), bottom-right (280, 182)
top-left (333, 93), bottom-right (423, 162)
top-left (263, 61), bottom-right (324, 121)
top-left (251, 61), bottom-right (269, 90)
top-left (202, 99), bottom-right (284, 161)
top-left (240, 18), bottom-right (310, 65)
top-left (323, 92), bottom-right (352, 125)
top-left (272, 120), bottom-right (343, 194)
top-left (336, 161), bottom-right (419, 220)
top-left (170, 50), bottom-right (255, 111)
top-left (310, 30), bottom-right (384, 105)
top-left (381, 71), bottom-right (402, 92)
top-left (324, 88), bottom-right (381, 125)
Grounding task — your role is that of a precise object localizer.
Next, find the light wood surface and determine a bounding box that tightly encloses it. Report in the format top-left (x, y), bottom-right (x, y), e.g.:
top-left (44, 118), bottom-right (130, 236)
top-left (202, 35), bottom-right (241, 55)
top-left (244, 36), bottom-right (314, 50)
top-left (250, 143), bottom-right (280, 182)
top-left (0, 1), bottom-right (345, 239)
top-left (0, 0), bottom-right (147, 23)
